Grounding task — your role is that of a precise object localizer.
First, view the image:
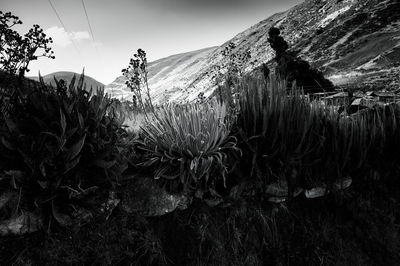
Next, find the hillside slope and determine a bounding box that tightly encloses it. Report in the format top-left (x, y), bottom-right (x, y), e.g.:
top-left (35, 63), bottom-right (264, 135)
top-left (105, 47), bottom-right (217, 102)
top-left (30, 71), bottom-right (105, 91)
top-left (106, 0), bottom-right (400, 103)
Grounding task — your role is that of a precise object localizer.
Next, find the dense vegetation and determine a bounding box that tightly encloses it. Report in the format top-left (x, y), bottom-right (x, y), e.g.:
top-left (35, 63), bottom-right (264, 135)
top-left (1, 71), bottom-right (400, 265)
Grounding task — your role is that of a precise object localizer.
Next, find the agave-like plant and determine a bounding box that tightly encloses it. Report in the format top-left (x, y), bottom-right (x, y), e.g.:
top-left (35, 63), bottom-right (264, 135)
top-left (0, 72), bottom-right (129, 227)
top-left (139, 99), bottom-right (238, 193)
top-left (235, 76), bottom-right (319, 188)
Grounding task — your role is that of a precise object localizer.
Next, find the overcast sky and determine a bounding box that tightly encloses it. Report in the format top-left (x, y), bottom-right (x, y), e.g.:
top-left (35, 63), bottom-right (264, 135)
top-left (3, 0), bottom-right (303, 84)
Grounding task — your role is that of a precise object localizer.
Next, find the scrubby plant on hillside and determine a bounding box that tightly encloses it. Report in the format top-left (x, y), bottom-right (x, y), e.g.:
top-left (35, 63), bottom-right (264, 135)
top-left (122, 49), bottom-right (154, 114)
top-left (267, 27), bottom-right (334, 93)
top-left (138, 100), bottom-right (238, 195)
top-left (211, 42), bottom-right (252, 108)
top-left (0, 73), bottom-right (128, 227)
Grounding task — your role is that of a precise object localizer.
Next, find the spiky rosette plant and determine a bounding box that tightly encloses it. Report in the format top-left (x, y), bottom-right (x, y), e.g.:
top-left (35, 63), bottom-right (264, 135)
top-left (234, 76), bottom-right (318, 188)
top-left (0, 73), bottom-right (129, 227)
top-left (233, 75), bottom-right (373, 194)
top-left (138, 100), bottom-right (238, 194)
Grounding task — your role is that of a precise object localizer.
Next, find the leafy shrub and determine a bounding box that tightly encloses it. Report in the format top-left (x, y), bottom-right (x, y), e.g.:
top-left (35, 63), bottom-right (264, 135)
top-left (0, 11), bottom-right (55, 77)
top-left (122, 49), bottom-right (154, 114)
top-left (0, 73), bottom-right (128, 226)
top-left (138, 100), bottom-right (238, 194)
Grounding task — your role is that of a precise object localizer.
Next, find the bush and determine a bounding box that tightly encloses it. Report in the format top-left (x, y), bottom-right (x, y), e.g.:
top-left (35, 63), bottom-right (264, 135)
top-left (234, 76), bottom-right (323, 188)
top-left (0, 73), bottom-right (129, 227)
top-left (138, 100), bottom-right (238, 194)
top-left (233, 75), bottom-right (400, 193)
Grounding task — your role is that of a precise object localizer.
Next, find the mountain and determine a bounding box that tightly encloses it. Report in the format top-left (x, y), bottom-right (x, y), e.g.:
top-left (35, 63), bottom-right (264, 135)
top-left (106, 0), bottom-right (400, 103)
top-left (29, 71), bottom-right (105, 91)
top-left (105, 47), bottom-right (217, 102)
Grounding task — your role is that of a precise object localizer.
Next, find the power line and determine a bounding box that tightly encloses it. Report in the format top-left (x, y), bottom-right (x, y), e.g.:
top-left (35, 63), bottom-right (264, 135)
top-left (47, 0), bottom-right (81, 55)
top-left (81, 0), bottom-right (101, 57)
top-left (81, 0), bottom-right (96, 42)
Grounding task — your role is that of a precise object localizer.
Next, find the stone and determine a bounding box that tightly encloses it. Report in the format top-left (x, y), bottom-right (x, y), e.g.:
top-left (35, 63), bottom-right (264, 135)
top-left (305, 186), bottom-right (328, 199)
top-left (268, 196), bottom-right (287, 203)
top-left (334, 177), bottom-right (352, 190)
top-left (0, 211), bottom-right (42, 236)
top-left (99, 191), bottom-right (120, 220)
top-left (265, 180), bottom-right (289, 197)
top-left (265, 180), bottom-right (304, 199)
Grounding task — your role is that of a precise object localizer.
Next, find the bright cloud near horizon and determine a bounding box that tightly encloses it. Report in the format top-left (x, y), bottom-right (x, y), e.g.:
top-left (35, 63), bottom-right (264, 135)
top-left (45, 26), bottom-right (90, 47)
top-left (3, 0), bottom-right (304, 84)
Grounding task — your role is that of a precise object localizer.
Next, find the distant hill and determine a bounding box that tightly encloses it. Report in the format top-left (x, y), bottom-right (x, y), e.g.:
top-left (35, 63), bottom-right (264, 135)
top-left (106, 0), bottom-right (400, 103)
top-left (105, 47), bottom-right (217, 102)
top-left (29, 71), bottom-right (104, 91)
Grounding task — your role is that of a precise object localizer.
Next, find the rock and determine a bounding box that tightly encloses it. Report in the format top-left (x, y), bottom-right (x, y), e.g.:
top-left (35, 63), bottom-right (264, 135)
top-left (304, 177), bottom-right (352, 199)
top-left (305, 186), bottom-right (328, 199)
top-left (120, 176), bottom-right (190, 217)
top-left (265, 180), bottom-right (304, 202)
top-left (265, 180), bottom-right (289, 197)
top-left (268, 196), bottom-right (287, 203)
top-left (334, 177), bottom-right (352, 190)
top-left (99, 191), bottom-right (120, 220)
top-left (0, 211), bottom-right (42, 236)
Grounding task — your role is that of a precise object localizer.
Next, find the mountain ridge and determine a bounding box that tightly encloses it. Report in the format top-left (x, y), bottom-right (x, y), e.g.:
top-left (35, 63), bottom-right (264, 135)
top-left (29, 71), bottom-right (105, 91)
top-left (106, 0), bottom-right (400, 103)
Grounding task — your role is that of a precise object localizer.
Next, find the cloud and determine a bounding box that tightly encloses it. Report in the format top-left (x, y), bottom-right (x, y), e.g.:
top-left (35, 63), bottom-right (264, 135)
top-left (45, 26), bottom-right (90, 47)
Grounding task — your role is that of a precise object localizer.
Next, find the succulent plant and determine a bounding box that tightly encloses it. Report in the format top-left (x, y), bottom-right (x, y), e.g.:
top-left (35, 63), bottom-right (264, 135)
top-left (138, 99), bottom-right (238, 194)
top-left (0, 72), bottom-right (129, 227)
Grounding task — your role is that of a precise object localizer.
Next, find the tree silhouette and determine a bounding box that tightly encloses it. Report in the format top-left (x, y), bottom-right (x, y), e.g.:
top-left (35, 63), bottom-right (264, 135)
top-left (268, 27), bottom-right (334, 93)
top-left (0, 11), bottom-right (55, 78)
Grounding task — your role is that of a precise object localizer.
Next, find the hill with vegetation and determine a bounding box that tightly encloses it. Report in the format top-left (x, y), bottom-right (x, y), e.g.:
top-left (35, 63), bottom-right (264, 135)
top-left (106, 0), bottom-right (400, 103)
top-left (29, 71), bottom-right (104, 91)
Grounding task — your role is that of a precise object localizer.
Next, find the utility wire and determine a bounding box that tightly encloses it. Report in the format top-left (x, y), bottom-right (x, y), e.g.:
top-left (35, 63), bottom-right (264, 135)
top-left (81, 0), bottom-right (96, 43)
top-left (81, 0), bottom-right (101, 60)
top-left (47, 0), bottom-right (81, 55)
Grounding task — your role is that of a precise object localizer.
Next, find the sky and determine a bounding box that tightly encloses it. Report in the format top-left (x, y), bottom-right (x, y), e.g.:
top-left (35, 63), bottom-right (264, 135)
top-left (3, 0), bottom-right (303, 84)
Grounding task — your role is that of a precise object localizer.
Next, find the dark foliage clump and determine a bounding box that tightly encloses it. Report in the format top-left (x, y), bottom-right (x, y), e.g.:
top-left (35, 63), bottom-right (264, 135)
top-left (6, 181), bottom-right (399, 266)
top-left (0, 11), bottom-right (55, 78)
top-left (1, 75), bottom-right (400, 265)
top-left (0, 73), bottom-right (129, 228)
top-left (268, 27), bottom-right (334, 93)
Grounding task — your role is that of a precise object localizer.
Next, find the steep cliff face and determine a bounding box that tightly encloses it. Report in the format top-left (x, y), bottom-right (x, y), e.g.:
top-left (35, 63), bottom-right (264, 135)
top-left (106, 0), bottom-right (400, 103)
